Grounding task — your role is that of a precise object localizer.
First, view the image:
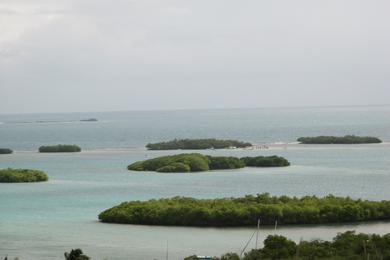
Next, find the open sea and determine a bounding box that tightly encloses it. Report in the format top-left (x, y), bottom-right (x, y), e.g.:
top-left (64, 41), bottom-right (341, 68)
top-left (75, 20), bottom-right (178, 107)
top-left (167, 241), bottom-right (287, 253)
top-left (1, 106), bottom-right (390, 259)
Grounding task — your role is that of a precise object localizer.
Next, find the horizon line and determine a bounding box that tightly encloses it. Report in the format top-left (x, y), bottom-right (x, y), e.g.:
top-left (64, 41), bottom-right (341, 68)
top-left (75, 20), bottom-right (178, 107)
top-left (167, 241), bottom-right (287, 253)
top-left (1, 103), bottom-right (390, 116)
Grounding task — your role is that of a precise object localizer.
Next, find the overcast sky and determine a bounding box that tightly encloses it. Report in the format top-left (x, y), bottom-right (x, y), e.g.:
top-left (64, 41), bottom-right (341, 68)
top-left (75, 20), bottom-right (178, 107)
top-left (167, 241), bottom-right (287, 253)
top-left (0, 0), bottom-right (389, 113)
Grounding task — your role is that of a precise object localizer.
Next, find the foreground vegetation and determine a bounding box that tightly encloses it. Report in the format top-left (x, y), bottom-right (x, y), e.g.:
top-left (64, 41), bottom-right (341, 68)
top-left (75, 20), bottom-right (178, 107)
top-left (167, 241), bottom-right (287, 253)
top-left (0, 168), bottom-right (48, 183)
top-left (6, 231), bottom-right (390, 259)
top-left (39, 144), bottom-right (81, 153)
top-left (297, 135), bottom-right (382, 144)
top-left (146, 138), bottom-right (252, 150)
top-left (98, 193), bottom-right (390, 226)
top-left (0, 148), bottom-right (13, 154)
top-left (64, 249), bottom-right (90, 260)
top-left (127, 154), bottom-right (290, 172)
top-left (185, 231), bottom-right (390, 260)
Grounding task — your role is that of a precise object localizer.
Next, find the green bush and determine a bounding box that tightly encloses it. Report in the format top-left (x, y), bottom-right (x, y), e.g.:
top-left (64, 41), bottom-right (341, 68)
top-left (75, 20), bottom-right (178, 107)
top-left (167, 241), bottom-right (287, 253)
top-left (0, 148), bottom-right (13, 154)
top-left (127, 154), bottom-right (290, 173)
top-left (157, 162), bottom-right (191, 172)
top-left (146, 138), bottom-right (252, 150)
top-left (220, 253), bottom-right (240, 260)
top-left (0, 168), bottom-right (48, 183)
top-left (297, 135), bottom-right (382, 144)
top-left (128, 153), bottom-right (210, 172)
top-left (241, 156), bottom-right (290, 167)
top-left (98, 193), bottom-right (390, 227)
top-left (208, 156), bottom-right (245, 170)
top-left (39, 144), bottom-right (81, 153)
top-left (64, 249), bottom-right (90, 260)
top-left (235, 231), bottom-right (390, 260)
top-left (261, 235), bottom-right (297, 259)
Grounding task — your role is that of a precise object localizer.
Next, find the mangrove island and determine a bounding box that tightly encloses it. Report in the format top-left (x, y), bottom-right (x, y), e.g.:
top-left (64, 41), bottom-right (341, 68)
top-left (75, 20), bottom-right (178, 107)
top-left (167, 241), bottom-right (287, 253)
top-left (146, 138), bottom-right (252, 150)
top-left (98, 193), bottom-right (390, 227)
top-left (80, 118), bottom-right (98, 122)
top-left (297, 135), bottom-right (382, 144)
top-left (0, 168), bottom-right (48, 183)
top-left (0, 148), bottom-right (13, 154)
top-left (39, 144), bottom-right (81, 153)
top-left (127, 153), bottom-right (290, 172)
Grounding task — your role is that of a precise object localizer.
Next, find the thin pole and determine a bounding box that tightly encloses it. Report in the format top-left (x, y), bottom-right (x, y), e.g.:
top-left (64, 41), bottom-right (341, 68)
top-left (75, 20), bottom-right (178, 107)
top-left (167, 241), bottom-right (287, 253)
top-left (274, 220), bottom-right (278, 232)
top-left (240, 230), bottom-right (257, 257)
top-left (166, 240), bottom-right (168, 260)
top-left (255, 219), bottom-right (260, 249)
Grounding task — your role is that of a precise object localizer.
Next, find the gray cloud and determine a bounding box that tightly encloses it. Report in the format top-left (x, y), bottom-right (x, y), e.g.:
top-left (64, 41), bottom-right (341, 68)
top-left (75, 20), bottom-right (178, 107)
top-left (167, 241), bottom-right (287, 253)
top-left (0, 0), bottom-right (389, 113)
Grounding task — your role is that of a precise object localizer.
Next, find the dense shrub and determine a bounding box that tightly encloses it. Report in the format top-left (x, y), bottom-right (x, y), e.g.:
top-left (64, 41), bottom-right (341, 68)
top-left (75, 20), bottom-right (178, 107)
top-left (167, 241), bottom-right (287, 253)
top-left (128, 153), bottom-right (210, 172)
top-left (156, 162), bottom-right (191, 172)
top-left (220, 253), bottom-right (240, 260)
top-left (64, 249), bottom-right (90, 260)
top-left (0, 168), bottom-right (48, 183)
top-left (186, 231), bottom-right (390, 260)
top-left (146, 138), bottom-right (252, 150)
top-left (297, 135), bottom-right (382, 144)
top-left (243, 231), bottom-right (390, 260)
top-left (98, 193), bottom-right (390, 227)
top-left (241, 156), bottom-right (290, 167)
top-left (0, 148), bottom-right (13, 154)
top-left (127, 154), bottom-right (290, 173)
top-left (39, 144), bottom-right (81, 153)
top-left (208, 156), bottom-right (245, 170)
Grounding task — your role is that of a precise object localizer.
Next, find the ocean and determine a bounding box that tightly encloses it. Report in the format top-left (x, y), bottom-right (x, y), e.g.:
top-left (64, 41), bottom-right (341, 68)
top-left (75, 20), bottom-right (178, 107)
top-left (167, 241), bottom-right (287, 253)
top-left (1, 106), bottom-right (390, 259)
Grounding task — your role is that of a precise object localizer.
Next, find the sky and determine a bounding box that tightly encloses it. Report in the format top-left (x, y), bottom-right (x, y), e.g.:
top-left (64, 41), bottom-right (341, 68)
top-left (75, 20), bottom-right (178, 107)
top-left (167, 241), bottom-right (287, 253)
top-left (0, 0), bottom-right (389, 114)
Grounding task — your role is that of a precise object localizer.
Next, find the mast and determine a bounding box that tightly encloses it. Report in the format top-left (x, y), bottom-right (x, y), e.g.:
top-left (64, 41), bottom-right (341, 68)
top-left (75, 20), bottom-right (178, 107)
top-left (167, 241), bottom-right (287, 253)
top-left (255, 219), bottom-right (260, 249)
top-left (166, 240), bottom-right (168, 260)
top-left (274, 220), bottom-right (278, 232)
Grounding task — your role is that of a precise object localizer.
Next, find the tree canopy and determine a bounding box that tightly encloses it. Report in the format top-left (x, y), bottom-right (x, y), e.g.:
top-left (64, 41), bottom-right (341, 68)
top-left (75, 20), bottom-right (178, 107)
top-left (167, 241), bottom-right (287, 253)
top-left (127, 153), bottom-right (290, 173)
top-left (99, 193), bottom-right (390, 227)
top-left (0, 148), bottom-right (13, 154)
top-left (146, 138), bottom-right (252, 150)
top-left (0, 168), bottom-right (48, 183)
top-left (297, 135), bottom-right (382, 144)
top-left (39, 144), bottom-right (81, 153)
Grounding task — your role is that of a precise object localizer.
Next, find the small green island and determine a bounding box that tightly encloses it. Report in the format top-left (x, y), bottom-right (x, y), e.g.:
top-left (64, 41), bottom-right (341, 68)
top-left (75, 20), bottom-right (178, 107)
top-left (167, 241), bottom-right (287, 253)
top-left (146, 138), bottom-right (252, 150)
top-left (0, 148), bottom-right (13, 154)
top-left (127, 153), bottom-right (290, 173)
top-left (39, 144), bottom-right (81, 153)
top-left (80, 118), bottom-right (98, 122)
top-left (0, 168), bottom-right (48, 183)
top-left (297, 135), bottom-right (382, 144)
top-left (99, 193), bottom-right (390, 227)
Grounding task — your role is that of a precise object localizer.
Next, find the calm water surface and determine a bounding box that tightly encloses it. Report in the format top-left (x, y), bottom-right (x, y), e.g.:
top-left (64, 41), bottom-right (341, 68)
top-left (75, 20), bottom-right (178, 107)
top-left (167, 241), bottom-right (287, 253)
top-left (1, 106), bottom-right (390, 259)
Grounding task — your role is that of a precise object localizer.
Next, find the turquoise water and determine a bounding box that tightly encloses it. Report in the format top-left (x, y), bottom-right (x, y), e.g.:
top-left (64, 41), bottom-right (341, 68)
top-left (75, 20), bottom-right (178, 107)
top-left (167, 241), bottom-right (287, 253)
top-left (1, 106), bottom-right (390, 259)
top-left (1, 106), bottom-right (390, 150)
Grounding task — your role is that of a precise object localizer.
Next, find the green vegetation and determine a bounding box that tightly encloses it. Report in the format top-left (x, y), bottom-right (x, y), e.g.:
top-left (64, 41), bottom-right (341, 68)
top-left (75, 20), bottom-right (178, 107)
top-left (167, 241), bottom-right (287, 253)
top-left (39, 144), bottom-right (81, 153)
top-left (298, 135), bottom-right (382, 144)
top-left (146, 138), bottom-right (252, 150)
top-left (98, 193), bottom-right (390, 227)
top-left (64, 249), bottom-right (90, 260)
top-left (241, 156), bottom-right (290, 167)
top-left (0, 148), bottom-right (13, 154)
top-left (0, 168), bottom-right (48, 183)
top-left (127, 154), bottom-right (289, 173)
top-left (185, 231), bottom-right (390, 260)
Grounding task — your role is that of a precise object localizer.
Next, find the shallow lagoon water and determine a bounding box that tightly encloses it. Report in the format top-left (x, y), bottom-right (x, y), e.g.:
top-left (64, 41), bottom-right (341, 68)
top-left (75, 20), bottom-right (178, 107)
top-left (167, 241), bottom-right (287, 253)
top-left (1, 106), bottom-right (390, 259)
